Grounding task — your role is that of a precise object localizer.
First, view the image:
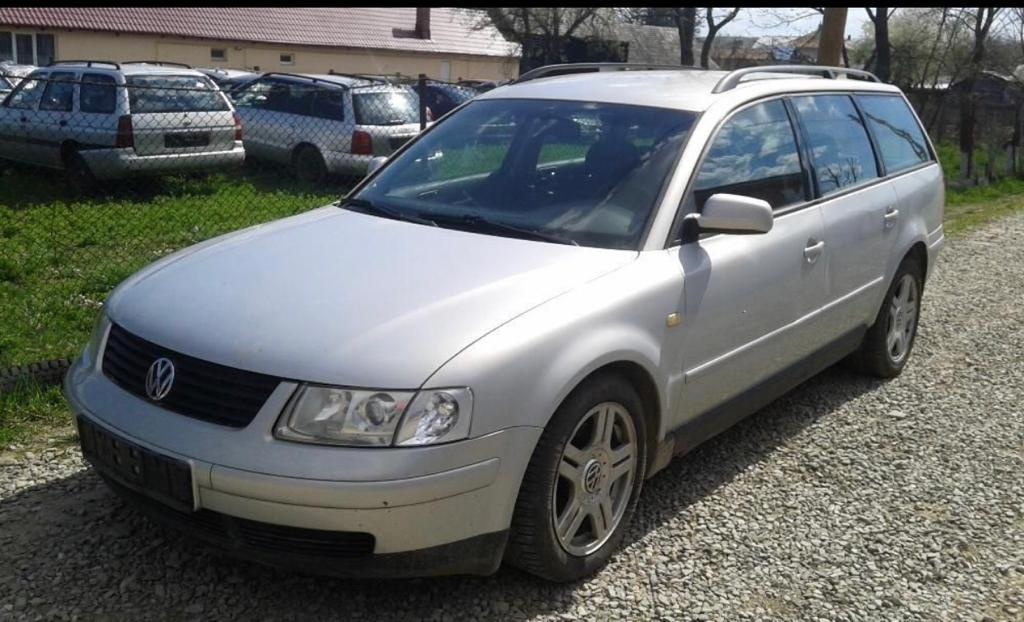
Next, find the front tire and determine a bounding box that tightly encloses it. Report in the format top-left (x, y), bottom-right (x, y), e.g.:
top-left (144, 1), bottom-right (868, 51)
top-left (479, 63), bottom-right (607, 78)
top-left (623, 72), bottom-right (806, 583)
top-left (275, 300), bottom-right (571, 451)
top-left (849, 257), bottom-right (924, 378)
top-left (506, 373), bottom-right (647, 582)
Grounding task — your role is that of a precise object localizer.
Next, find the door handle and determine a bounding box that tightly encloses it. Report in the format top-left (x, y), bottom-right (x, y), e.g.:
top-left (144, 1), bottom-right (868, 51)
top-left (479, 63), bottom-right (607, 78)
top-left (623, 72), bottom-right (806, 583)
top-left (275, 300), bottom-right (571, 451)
top-left (884, 206), bottom-right (900, 229)
top-left (804, 239), bottom-right (826, 263)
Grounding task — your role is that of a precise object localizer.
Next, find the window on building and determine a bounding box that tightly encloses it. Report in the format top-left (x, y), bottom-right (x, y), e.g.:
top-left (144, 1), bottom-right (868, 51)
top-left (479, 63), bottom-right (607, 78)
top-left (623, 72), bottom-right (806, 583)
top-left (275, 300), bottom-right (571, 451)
top-left (280, 53), bottom-right (294, 66)
top-left (211, 48), bottom-right (227, 62)
top-left (791, 94), bottom-right (880, 196)
top-left (693, 99), bottom-right (807, 210)
top-left (0, 32), bottom-right (56, 65)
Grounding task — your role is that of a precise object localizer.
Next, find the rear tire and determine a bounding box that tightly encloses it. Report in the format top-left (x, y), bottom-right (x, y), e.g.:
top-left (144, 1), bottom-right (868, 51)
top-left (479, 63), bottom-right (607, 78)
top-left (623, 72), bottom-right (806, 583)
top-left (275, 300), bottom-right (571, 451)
top-left (64, 150), bottom-right (96, 195)
top-left (848, 257), bottom-right (924, 378)
top-left (292, 145), bottom-right (327, 184)
top-left (506, 373), bottom-right (647, 582)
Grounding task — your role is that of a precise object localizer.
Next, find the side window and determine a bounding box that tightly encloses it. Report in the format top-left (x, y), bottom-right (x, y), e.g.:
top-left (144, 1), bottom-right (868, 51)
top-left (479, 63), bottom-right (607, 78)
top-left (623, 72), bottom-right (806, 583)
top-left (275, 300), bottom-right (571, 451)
top-left (233, 79), bottom-right (272, 109)
top-left (6, 73), bottom-right (46, 110)
top-left (80, 73), bottom-right (117, 114)
top-left (856, 94), bottom-right (930, 174)
top-left (39, 71), bottom-right (76, 112)
top-left (791, 95), bottom-right (879, 196)
top-left (310, 88), bottom-right (344, 121)
top-left (693, 99), bottom-right (806, 210)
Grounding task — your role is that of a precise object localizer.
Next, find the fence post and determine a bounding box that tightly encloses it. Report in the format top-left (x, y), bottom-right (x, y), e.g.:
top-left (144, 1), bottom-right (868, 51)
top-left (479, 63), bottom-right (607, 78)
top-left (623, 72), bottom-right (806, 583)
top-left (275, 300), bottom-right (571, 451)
top-left (418, 73), bottom-right (427, 131)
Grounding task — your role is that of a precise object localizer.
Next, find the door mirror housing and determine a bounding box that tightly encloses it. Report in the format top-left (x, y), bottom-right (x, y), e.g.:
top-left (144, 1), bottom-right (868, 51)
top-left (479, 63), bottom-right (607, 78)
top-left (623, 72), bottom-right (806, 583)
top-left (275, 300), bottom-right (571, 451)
top-left (366, 156), bottom-right (388, 176)
top-left (691, 193), bottom-right (773, 236)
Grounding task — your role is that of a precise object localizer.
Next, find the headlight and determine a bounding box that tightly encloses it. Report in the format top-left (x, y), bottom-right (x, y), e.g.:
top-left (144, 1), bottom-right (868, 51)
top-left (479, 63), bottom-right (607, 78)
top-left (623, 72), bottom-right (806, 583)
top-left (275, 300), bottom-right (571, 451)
top-left (274, 385), bottom-right (472, 447)
top-left (275, 385), bottom-right (414, 446)
top-left (395, 388), bottom-right (473, 446)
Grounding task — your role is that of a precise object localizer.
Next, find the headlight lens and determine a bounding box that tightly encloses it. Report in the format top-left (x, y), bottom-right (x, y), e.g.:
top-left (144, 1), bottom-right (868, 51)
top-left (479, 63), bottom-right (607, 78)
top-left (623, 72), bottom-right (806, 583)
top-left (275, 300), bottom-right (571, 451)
top-left (395, 388), bottom-right (473, 446)
top-left (274, 385), bottom-right (473, 447)
top-left (275, 386), bottom-right (414, 446)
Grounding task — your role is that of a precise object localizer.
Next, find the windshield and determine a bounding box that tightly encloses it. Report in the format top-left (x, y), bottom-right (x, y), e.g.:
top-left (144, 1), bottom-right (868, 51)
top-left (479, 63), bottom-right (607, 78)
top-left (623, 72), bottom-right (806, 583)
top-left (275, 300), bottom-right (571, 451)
top-left (353, 98), bottom-right (696, 250)
top-left (126, 75), bottom-right (229, 113)
top-left (353, 90), bottom-right (419, 125)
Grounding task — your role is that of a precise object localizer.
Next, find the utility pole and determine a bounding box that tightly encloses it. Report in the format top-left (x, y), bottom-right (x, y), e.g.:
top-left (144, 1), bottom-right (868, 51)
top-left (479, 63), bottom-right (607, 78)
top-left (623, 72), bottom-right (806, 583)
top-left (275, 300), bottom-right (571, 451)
top-left (817, 7), bottom-right (848, 66)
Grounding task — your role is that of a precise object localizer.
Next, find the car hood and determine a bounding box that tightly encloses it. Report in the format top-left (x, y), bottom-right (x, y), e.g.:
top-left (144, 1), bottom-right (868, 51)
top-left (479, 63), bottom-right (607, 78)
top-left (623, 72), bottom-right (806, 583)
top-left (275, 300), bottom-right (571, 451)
top-left (107, 207), bottom-right (636, 387)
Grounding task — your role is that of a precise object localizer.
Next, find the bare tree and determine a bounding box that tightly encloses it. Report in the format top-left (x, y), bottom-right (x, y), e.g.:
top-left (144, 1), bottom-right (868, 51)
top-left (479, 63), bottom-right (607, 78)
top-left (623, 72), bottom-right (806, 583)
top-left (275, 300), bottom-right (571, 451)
top-left (700, 8), bottom-right (741, 68)
top-left (960, 8), bottom-right (1004, 180)
top-left (482, 8), bottom-right (611, 68)
top-left (677, 8), bottom-right (698, 66)
top-left (865, 8), bottom-right (898, 82)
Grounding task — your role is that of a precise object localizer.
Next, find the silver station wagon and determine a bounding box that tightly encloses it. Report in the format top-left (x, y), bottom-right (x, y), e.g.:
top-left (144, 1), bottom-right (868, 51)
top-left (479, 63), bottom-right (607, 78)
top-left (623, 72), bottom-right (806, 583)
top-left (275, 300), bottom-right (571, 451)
top-left (0, 61), bottom-right (244, 188)
top-left (66, 64), bottom-right (945, 582)
top-left (231, 72), bottom-right (424, 181)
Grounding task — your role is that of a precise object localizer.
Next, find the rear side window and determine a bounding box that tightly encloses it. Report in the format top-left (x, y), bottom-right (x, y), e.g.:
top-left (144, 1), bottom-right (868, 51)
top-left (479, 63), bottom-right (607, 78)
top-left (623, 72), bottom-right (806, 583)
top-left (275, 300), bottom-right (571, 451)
top-left (791, 95), bottom-right (879, 196)
top-left (39, 71), bottom-right (76, 112)
top-left (693, 99), bottom-right (806, 210)
top-left (310, 88), bottom-right (345, 121)
top-left (353, 90), bottom-right (419, 125)
top-left (126, 75), bottom-right (229, 113)
top-left (80, 73), bottom-right (117, 114)
top-left (856, 94), bottom-right (931, 174)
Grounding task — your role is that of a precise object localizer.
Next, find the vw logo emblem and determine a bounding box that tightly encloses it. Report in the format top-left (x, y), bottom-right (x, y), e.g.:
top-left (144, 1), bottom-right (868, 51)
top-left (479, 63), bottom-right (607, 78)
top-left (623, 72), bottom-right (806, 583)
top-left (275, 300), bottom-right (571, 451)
top-left (145, 358), bottom-right (175, 401)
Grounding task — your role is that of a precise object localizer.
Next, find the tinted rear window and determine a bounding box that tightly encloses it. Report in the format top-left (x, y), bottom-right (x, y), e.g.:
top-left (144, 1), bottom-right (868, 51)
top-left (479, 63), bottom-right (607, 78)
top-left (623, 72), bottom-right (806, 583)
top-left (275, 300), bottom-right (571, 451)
top-left (126, 75), bottom-right (229, 113)
top-left (856, 94), bottom-right (931, 174)
top-left (353, 90), bottom-right (418, 125)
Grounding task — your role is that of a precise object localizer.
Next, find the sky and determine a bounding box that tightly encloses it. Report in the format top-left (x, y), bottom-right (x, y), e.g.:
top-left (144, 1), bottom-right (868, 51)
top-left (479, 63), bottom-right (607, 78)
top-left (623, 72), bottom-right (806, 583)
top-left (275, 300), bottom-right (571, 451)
top-left (718, 8), bottom-right (871, 40)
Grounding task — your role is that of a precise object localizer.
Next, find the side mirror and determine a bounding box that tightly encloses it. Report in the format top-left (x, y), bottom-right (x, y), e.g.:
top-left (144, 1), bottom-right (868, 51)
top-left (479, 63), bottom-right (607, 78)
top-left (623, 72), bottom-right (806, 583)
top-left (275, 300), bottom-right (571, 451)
top-left (366, 156), bottom-right (388, 176)
top-left (692, 193), bottom-right (773, 235)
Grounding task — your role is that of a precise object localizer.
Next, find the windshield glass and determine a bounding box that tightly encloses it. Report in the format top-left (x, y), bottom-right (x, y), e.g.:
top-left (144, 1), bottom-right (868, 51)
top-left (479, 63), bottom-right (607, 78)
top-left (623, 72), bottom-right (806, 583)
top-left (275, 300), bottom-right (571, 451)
top-left (354, 98), bottom-right (696, 249)
top-left (353, 90), bottom-right (419, 125)
top-left (126, 75), bottom-right (229, 113)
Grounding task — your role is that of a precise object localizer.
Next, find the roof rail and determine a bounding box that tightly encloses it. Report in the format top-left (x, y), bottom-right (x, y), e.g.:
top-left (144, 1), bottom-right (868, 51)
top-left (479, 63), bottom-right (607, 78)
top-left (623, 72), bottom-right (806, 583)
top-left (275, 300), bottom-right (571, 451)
top-left (122, 60), bottom-right (193, 69)
top-left (325, 70), bottom-right (391, 83)
top-left (512, 62), bottom-right (704, 85)
top-left (47, 60), bottom-right (121, 69)
top-left (712, 65), bottom-right (880, 94)
top-left (259, 71), bottom-right (358, 88)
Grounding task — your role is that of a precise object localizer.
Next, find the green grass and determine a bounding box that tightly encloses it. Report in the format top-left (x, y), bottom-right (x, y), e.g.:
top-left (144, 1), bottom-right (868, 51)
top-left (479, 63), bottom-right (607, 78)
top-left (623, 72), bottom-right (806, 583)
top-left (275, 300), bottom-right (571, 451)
top-left (0, 382), bottom-right (72, 447)
top-left (0, 164), bottom-right (345, 368)
top-left (945, 185), bottom-right (1024, 237)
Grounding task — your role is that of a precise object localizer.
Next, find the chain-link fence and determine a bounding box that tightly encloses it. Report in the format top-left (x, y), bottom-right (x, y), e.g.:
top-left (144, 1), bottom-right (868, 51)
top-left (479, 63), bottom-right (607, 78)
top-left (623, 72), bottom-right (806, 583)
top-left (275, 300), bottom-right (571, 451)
top-left (0, 63), bottom-right (482, 376)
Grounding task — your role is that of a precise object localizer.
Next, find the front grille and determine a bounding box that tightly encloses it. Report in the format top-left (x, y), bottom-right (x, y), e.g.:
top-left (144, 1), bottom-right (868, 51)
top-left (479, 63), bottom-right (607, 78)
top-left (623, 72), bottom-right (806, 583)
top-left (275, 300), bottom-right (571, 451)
top-left (104, 475), bottom-right (376, 559)
top-left (388, 135), bottom-right (413, 151)
top-left (101, 323), bottom-right (281, 428)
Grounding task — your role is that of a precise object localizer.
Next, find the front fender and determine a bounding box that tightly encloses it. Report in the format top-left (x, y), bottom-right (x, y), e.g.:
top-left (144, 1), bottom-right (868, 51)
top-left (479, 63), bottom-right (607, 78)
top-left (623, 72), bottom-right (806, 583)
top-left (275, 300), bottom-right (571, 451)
top-left (424, 252), bottom-right (684, 441)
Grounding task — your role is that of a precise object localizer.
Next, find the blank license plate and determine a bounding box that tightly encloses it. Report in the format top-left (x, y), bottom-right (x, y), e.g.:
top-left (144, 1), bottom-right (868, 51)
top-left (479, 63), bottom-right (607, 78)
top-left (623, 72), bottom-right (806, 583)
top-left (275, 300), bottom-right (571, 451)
top-left (164, 133), bottom-right (209, 148)
top-left (77, 416), bottom-right (195, 512)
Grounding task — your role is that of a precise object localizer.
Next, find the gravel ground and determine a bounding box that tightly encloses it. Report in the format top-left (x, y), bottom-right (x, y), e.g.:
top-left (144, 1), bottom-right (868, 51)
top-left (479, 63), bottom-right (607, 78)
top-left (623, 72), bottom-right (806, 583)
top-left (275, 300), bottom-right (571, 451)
top-left (2, 213), bottom-right (1023, 622)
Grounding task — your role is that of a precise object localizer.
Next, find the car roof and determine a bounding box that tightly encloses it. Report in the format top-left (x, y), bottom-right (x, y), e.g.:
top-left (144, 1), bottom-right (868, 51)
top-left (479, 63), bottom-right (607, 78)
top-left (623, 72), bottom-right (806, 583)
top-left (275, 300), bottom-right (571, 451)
top-left (478, 67), bottom-right (902, 112)
top-left (38, 62), bottom-right (210, 78)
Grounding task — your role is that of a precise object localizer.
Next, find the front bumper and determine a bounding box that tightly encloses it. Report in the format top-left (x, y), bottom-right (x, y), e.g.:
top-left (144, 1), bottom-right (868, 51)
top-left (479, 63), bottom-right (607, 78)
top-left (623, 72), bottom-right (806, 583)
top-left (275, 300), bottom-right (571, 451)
top-left (81, 143), bottom-right (246, 179)
top-left (65, 356), bottom-right (541, 576)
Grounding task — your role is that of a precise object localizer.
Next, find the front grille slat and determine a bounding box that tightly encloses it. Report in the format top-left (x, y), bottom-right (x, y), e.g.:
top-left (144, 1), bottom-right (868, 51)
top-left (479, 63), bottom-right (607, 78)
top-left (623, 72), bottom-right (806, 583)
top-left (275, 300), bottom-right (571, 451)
top-left (102, 323), bottom-right (281, 428)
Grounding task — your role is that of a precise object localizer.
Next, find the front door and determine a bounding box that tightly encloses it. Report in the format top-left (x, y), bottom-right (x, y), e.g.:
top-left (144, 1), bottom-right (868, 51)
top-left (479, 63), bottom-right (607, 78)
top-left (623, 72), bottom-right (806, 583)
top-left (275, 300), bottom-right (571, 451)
top-left (670, 98), bottom-right (830, 423)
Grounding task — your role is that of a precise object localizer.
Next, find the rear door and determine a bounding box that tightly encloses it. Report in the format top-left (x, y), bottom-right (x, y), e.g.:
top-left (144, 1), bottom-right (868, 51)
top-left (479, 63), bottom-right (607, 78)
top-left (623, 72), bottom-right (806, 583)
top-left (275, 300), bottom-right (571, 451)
top-left (125, 74), bottom-right (235, 167)
top-left (672, 99), bottom-right (829, 423)
top-left (790, 94), bottom-right (897, 333)
top-left (76, 72), bottom-right (120, 152)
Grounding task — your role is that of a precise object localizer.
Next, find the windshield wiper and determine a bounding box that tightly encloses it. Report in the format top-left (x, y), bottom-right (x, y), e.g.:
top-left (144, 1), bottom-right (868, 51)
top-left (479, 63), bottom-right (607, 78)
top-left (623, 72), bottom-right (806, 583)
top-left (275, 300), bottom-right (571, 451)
top-left (430, 214), bottom-right (579, 246)
top-left (338, 198), bottom-right (438, 227)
